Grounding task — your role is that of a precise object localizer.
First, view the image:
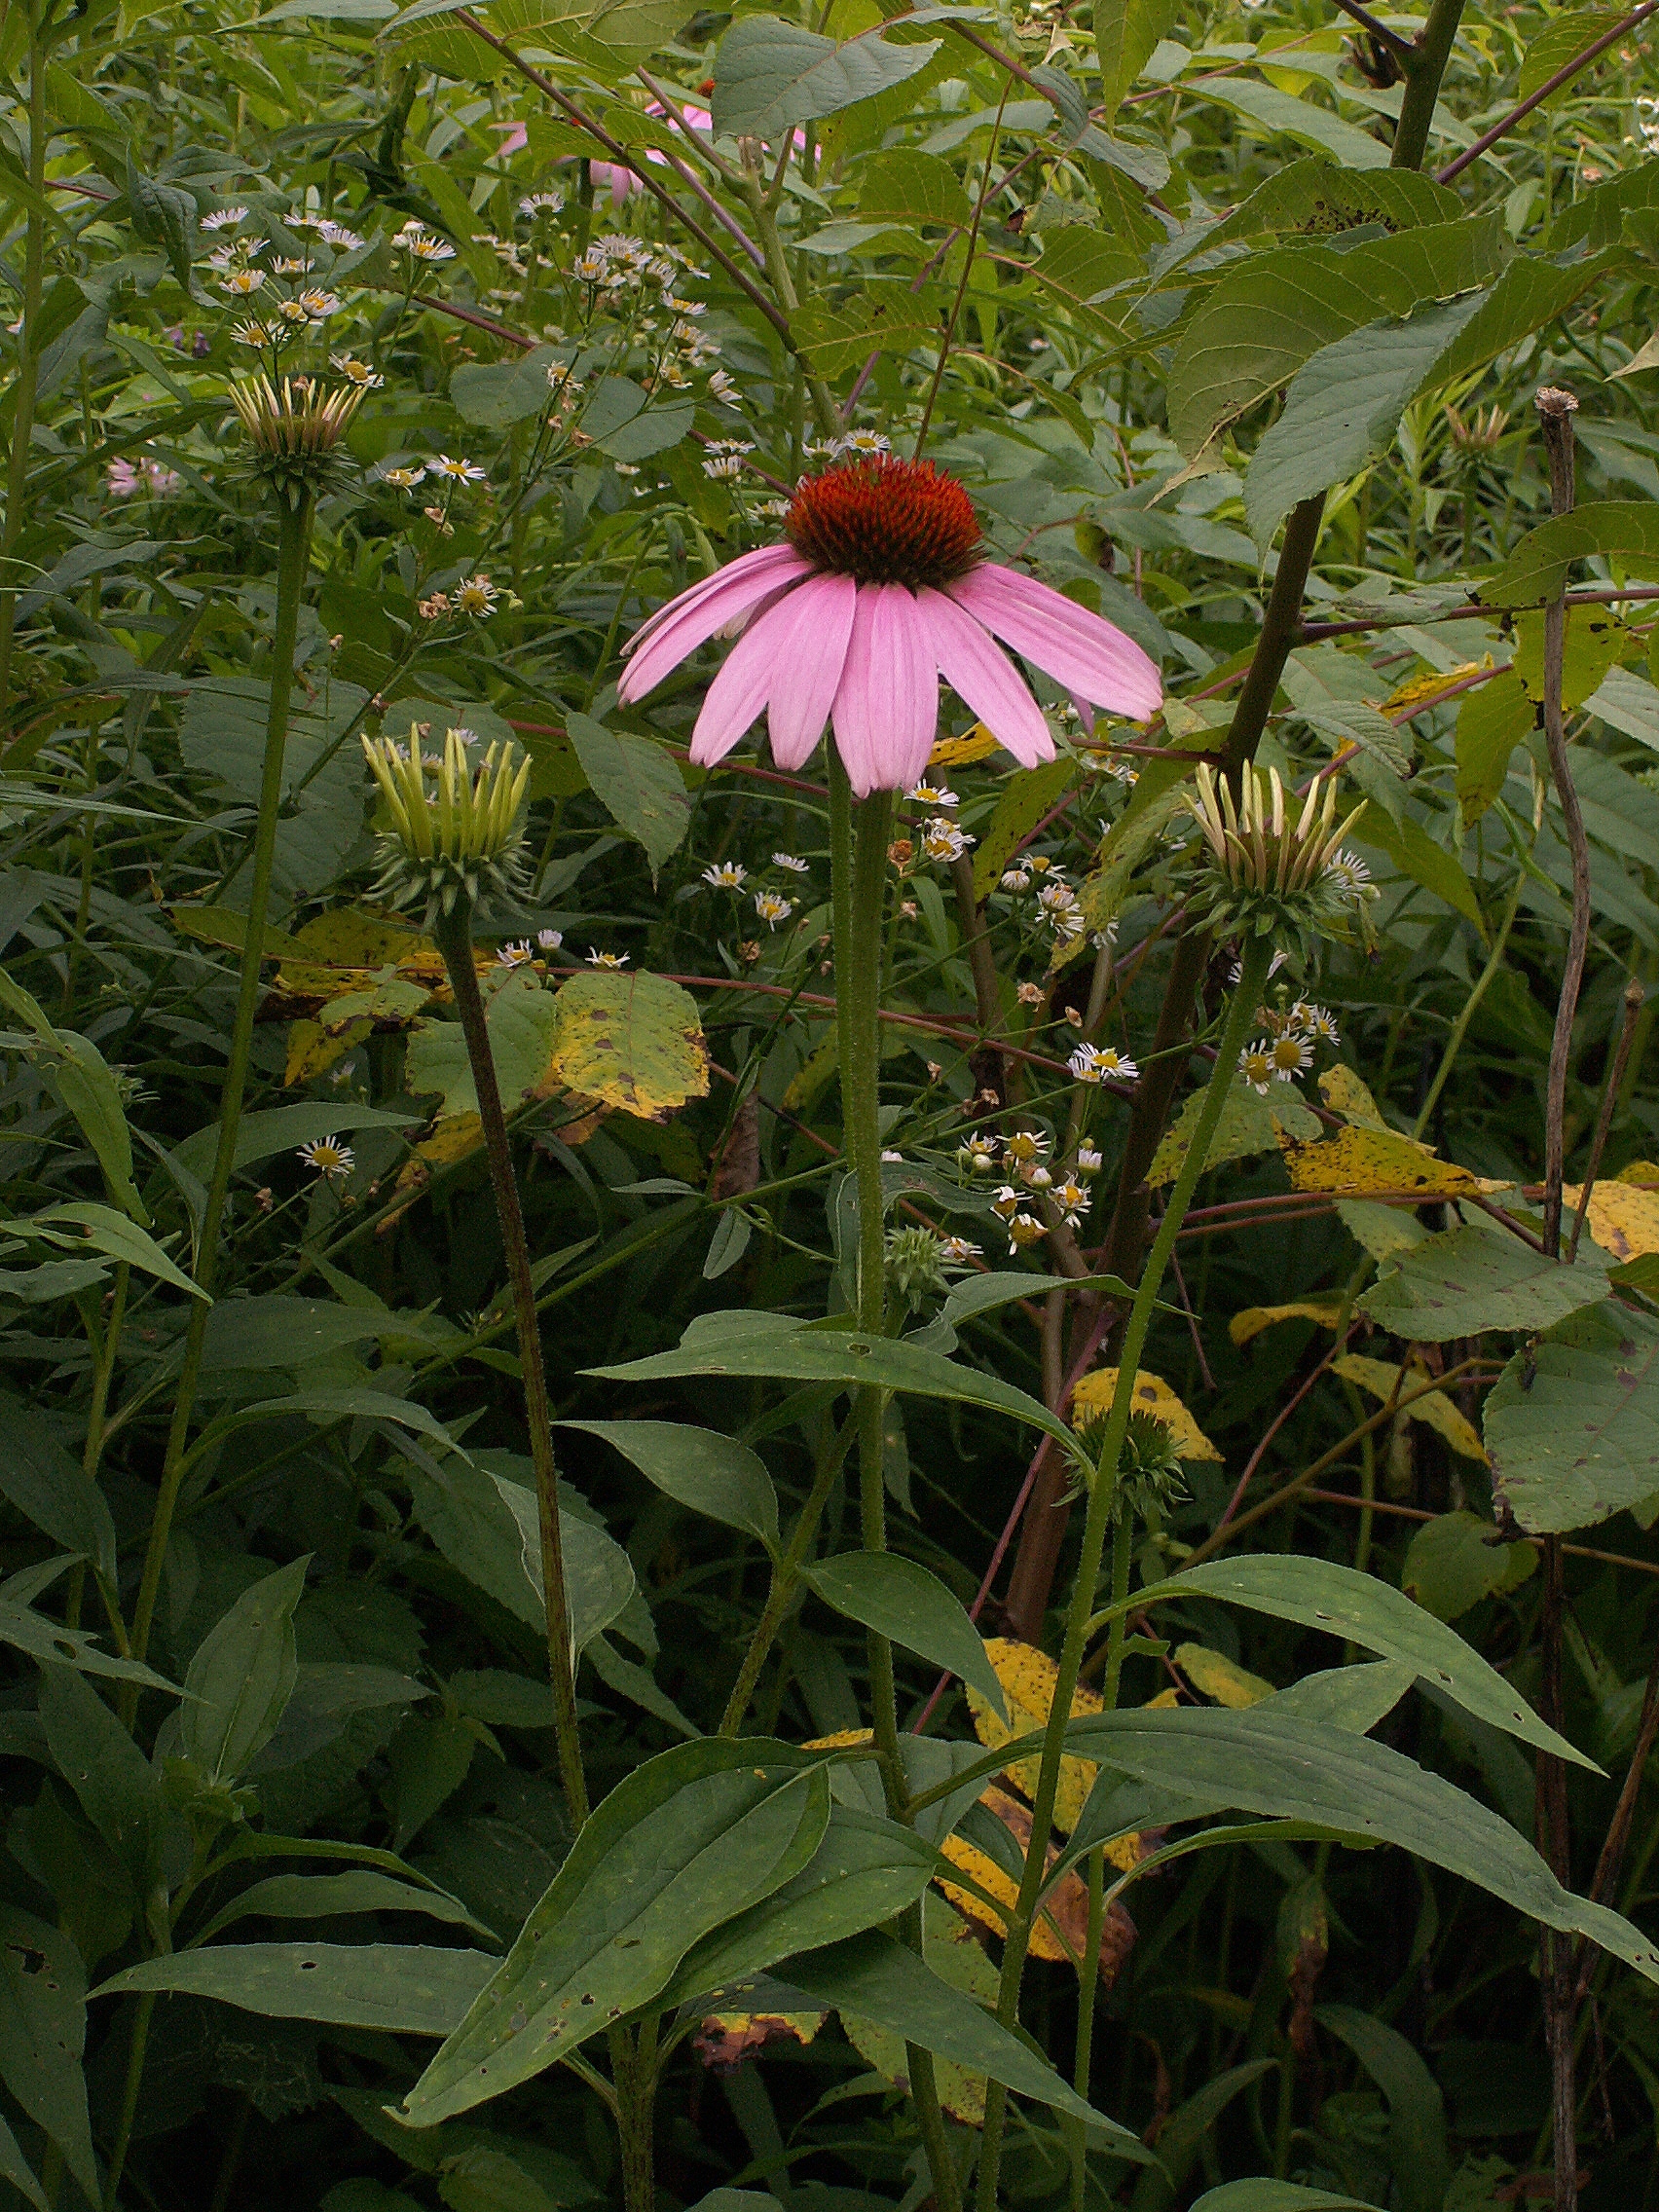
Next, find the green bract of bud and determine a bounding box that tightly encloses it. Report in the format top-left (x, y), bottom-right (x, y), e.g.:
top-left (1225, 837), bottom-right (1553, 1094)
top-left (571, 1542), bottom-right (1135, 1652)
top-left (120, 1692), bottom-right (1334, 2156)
top-left (1070, 1409), bottom-right (1191, 1524)
top-left (884, 1223), bottom-right (947, 1314)
top-left (362, 726), bottom-right (532, 924)
top-left (230, 374), bottom-right (364, 508)
top-left (1184, 762), bottom-right (1374, 961)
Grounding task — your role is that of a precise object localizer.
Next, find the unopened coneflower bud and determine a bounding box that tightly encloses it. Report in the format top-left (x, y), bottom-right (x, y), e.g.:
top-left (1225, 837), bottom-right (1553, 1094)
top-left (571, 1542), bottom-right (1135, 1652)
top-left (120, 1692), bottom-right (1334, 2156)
top-left (361, 724), bottom-right (531, 923)
top-left (230, 374), bottom-right (364, 508)
top-left (1186, 762), bottom-right (1371, 959)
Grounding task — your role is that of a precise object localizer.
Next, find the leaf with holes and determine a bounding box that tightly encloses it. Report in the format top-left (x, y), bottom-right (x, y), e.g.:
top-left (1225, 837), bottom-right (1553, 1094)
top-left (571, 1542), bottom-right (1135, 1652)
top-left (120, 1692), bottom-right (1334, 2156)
top-left (1360, 1225), bottom-right (1608, 1340)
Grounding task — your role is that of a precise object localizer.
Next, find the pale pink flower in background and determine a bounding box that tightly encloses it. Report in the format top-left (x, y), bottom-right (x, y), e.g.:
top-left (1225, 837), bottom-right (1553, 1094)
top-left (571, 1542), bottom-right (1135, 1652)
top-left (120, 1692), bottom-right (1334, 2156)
top-left (106, 459), bottom-right (142, 498)
top-left (617, 456), bottom-right (1161, 798)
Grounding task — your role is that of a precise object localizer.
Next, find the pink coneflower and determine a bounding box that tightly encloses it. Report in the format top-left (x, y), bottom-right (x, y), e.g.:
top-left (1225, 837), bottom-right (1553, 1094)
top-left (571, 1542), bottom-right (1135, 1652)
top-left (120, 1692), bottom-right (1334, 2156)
top-left (617, 457), bottom-right (1161, 797)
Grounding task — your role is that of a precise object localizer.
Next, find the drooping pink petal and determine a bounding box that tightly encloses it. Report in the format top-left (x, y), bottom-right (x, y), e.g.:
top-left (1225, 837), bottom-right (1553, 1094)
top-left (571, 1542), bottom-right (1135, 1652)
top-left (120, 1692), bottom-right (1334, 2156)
top-left (831, 582), bottom-right (937, 796)
top-left (947, 562), bottom-right (1161, 722)
top-left (689, 589), bottom-right (804, 765)
top-left (762, 572), bottom-right (858, 769)
top-left (618, 547), bottom-right (813, 704)
top-left (916, 586), bottom-right (1055, 769)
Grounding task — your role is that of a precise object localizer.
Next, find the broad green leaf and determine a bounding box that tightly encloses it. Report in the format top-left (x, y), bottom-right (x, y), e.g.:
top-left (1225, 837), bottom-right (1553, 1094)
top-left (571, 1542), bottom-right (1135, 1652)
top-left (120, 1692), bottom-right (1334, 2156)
top-left (1360, 1224), bottom-right (1609, 1340)
top-left (0, 2113), bottom-right (47, 2212)
top-left (38, 1666), bottom-right (162, 1888)
top-left (1148, 1073), bottom-right (1319, 1187)
top-left (179, 676), bottom-right (367, 905)
top-left (450, 347), bottom-right (560, 427)
top-left (1490, 499), bottom-right (1659, 606)
top-left (712, 16), bottom-right (940, 139)
top-left (1244, 293), bottom-right (1484, 550)
top-left (0, 969), bottom-right (146, 1221)
top-left (91, 1943), bottom-right (496, 2034)
top-left (1061, 1708), bottom-right (1654, 1980)
top-left (1403, 1512), bottom-right (1537, 1623)
top-left (1188, 75), bottom-right (1389, 169)
top-left (1356, 808), bottom-right (1486, 934)
top-left (192, 1870), bottom-right (496, 1947)
top-left (545, 970), bottom-right (710, 1118)
top-left (1095, 0), bottom-right (1177, 115)
top-left (1518, 9), bottom-right (1625, 106)
top-left (1513, 605), bottom-right (1631, 711)
top-left (1456, 670), bottom-right (1535, 828)
top-left (204, 1388), bottom-right (468, 1458)
top-left (1265, 1661), bottom-right (1413, 1735)
top-left (0, 1907), bottom-right (97, 2203)
top-left (805, 1551), bottom-right (1006, 1718)
top-left (203, 1294), bottom-right (440, 1374)
top-left (407, 969), bottom-right (558, 1121)
top-left (1486, 1300), bottom-right (1659, 1533)
top-left (778, 1932), bottom-right (1150, 2151)
top-left (588, 1319), bottom-right (1081, 1456)
top-left (1118, 1553), bottom-right (1590, 1768)
top-left (972, 759), bottom-right (1076, 897)
top-left (656, 1803), bottom-right (936, 2009)
top-left (1201, 156), bottom-right (1458, 253)
top-left (793, 281), bottom-right (955, 382)
top-left (564, 715), bottom-right (691, 877)
top-left (560, 1420), bottom-right (780, 1556)
top-left (1316, 2005), bottom-right (1451, 2212)
top-left (405, 1458), bottom-right (634, 1656)
top-left (180, 1556), bottom-right (311, 1787)
top-left (842, 1891), bottom-right (997, 2123)
top-left (0, 1394), bottom-right (118, 1589)
top-left (1586, 662), bottom-right (1659, 748)
top-left (857, 148), bottom-right (970, 228)
top-left (400, 1742), bottom-right (833, 2124)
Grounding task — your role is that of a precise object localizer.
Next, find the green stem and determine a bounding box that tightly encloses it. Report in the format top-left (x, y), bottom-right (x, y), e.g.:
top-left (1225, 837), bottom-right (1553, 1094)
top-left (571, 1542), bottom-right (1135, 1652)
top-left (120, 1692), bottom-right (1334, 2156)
top-left (1412, 867), bottom-right (1525, 1140)
top-left (1100, 1514), bottom-right (1134, 1712)
top-left (741, 179), bottom-right (842, 438)
top-left (432, 904), bottom-right (589, 1829)
top-left (719, 1414), bottom-right (858, 1737)
top-left (975, 939), bottom-right (1276, 2212)
top-left (126, 495), bottom-right (315, 1692)
top-left (615, 2012), bottom-right (657, 2212)
top-left (0, 10), bottom-right (48, 733)
top-left (1391, 0), bottom-right (1467, 172)
top-left (1067, 1848), bottom-right (1108, 2212)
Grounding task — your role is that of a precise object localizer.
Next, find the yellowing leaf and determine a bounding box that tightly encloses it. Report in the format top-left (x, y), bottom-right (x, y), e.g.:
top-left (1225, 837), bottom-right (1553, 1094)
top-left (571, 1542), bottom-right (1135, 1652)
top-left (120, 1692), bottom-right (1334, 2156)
top-left (1143, 1686), bottom-right (1182, 1709)
top-left (1318, 1064), bottom-right (1390, 1130)
top-left (1174, 1643), bottom-right (1274, 1708)
top-left (1070, 1369), bottom-right (1222, 1461)
top-left (692, 2010), bottom-right (827, 2069)
top-left (935, 1788), bottom-right (1136, 1983)
top-left (1147, 1074), bottom-right (1318, 1186)
top-left (1280, 1125), bottom-right (1507, 1198)
top-left (1381, 658), bottom-right (1493, 714)
top-left (285, 1015), bottom-right (370, 1086)
top-left (967, 1639), bottom-right (1112, 1841)
top-left (1333, 1352), bottom-right (1489, 1463)
top-left (1618, 1161), bottom-right (1659, 1189)
top-left (1561, 1180), bottom-right (1659, 1261)
top-left (1231, 1299), bottom-right (1345, 1347)
top-left (931, 721), bottom-right (1001, 769)
top-left (545, 971), bottom-right (709, 1121)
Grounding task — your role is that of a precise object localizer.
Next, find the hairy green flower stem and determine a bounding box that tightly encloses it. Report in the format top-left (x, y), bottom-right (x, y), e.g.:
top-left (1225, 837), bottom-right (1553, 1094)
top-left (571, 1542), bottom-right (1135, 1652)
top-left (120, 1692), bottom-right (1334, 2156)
top-left (0, 4), bottom-right (49, 735)
top-left (828, 754), bottom-right (962, 2212)
top-left (975, 938), bottom-right (1277, 2212)
top-left (429, 906), bottom-right (589, 1828)
top-left (126, 495), bottom-right (315, 1688)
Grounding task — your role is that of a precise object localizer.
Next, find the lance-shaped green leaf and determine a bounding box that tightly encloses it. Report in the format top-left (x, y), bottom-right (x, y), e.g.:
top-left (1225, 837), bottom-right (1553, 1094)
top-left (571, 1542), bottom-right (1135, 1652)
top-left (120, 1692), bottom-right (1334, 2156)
top-left (0, 1395), bottom-right (118, 1592)
top-left (805, 1552), bottom-right (1006, 1719)
top-left (0, 968), bottom-right (147, 1221)
top-left (1059, 1708), bottom-right (1656, 1982)
top-left (1192, 2187), bottom-right (1372, 2212)
top-left (1105, 1552), bottom-right (1592, 1768)
top-left (91, 1943), bottom-right (495, 2035)
top-left (180, 1556), bottom-right (311, 1787)
top-left (0, 1908), bottom-right (98, 2204)
top-left (1, 1563), bottom-right (181, 1692)
top-left (190, 1869), bottom-right (497, 1948)
top-left (777, 1933), bottom-right (1151, 2153)
top-left (0, 2112), bottom-right (47, 2212)
top-left (561, 1419), bottom-right (780, 1557)
top-left (588, 1318), bottom-right (1081, 1456)
top-left (399, 1741), bottom-right (832, 2126)
top-left (1486, 1299), bottom-right (1659, 1533)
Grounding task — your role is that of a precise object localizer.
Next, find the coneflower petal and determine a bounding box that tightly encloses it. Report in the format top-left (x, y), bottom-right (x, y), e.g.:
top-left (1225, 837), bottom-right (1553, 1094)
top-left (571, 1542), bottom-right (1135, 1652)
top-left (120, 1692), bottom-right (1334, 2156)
top-left (833, 583), bottom-right (936, 796)
top-left (946, 564), bottom-right (1161, 722)
top-left (619, 544), bottom-right (812, 698)
top-left (689, 591), bottom-right (795, 766)
top-left (917, 585), bottom-right (1054, 769)
top-left (763, 572), bottom-right (858, 769)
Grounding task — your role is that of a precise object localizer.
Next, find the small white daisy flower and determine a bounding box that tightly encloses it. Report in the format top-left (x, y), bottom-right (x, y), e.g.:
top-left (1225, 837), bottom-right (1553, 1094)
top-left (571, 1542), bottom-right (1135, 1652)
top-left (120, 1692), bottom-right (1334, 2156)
top-left (772, 852), bottom-right (809, 873)
top-left (1001, 868), bottom-right (1031, 893)
top-left (319, 222), bottom-right (363, 250)
top-left (378, 465), bottom-right (424, 490)
top-left (201, 206), bottom-right (249, 232)
top-left (520, 190), bottom-right (566, 216)
top-left (830, 429), bottom-right (892, 457)
top-left (754, 890), bottom-right (793, 928)
top-left (1271, 1034), bottom-right (1314, 1082)
top-left (939, 1235), bottom-right (981, 1265)
top-left (1069, 1042), bottom-right (1138, 1084)
top-left (296, 1135), bottom-right (354, 1181)
top-left (1007, 1211), bottom-right (1046, 1252)
top-left (537, 927), bottom-right (564, 950)
top-left (921, 817), bottom-right (972, 864)
top-left (587, 948), bottom-right (629, 969)
top-left (221, 268), bottom-right (266, 297)
top-left (1004, 1129), bottom-right (1049, 1166)
top-left (960, 1134), bottom-right (998, 1171)
top-left (907, 782), bottom-right (959, 808)
top-left (1075, 1144), bottom-right (1103, 1175)
top-left (330, 354), bottom-right (384, 388)
top-left (431, 455), bottom-right (487, 483)
top-left (1240, 1043), bottom-right (1274, 1096)
top-left (702, 861), bottom-right (748, 889)
top-left (454, 575), bottom-right (498, 616)
top-left (497, 940), bottom-right (535, 967)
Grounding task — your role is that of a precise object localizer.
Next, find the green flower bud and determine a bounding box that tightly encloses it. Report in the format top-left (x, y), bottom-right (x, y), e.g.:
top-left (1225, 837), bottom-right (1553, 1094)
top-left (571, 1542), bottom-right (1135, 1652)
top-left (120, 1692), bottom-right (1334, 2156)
top-left (1185, 762), bottom-right (1375, 960)
top-left (231, 374), bottom-right (364, 507)
top-left (362, 726), bottom-right (531, 924)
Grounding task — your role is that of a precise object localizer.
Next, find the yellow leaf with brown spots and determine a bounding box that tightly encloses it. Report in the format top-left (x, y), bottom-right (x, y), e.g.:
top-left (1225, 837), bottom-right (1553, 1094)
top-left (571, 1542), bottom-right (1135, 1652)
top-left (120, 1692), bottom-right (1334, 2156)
top-left (1230, 1300), bottom-right (1345, 1347)
top-left (1174, 1643), bottom-right (1274, 1709)
top-left (936, 1787), bottom-right (1136, 1983)
top-left (1561, 1180), bottom-right (1659, 1261)
top-left (1618, 1161), bottom-right (1659, 1189)
top-left (544, 971), bottom-right (710, 1121)
top-left (1069, 1368), bottom-right (1222, 1460)
top-left (1318, 1064), bottom-right (1390, 1130)
top-left (931, 722), bottom-right (1001, 769)
top-left (967, 1639), bottom-right (1137, 1847)
top-left (1280, 1124), bottom-right (1507, 1198)
top-left (1333, 1352), bottom-right (1489, 1463)
top-left (691, 2010), bottom-right (827, 2072)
